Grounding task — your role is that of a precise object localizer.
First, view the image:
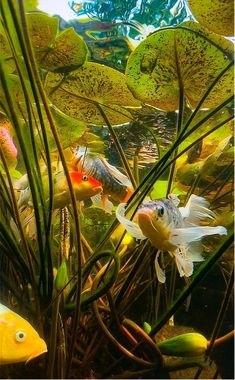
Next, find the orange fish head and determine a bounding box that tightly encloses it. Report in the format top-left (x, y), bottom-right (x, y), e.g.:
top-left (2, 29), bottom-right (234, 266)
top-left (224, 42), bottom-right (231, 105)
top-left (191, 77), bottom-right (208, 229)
top-left (70, 172), bottom-right (103, 200)
top-left (0, 310), bottom-right (47, 365)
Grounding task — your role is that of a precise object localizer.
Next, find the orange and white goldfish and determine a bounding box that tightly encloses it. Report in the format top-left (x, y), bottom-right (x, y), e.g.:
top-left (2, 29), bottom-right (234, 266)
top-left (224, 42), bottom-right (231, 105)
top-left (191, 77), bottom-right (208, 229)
top-left (16, 170), bottom-right (103, 210)
top-left (116, 194), bottom-right (227, 283)
top-left (72, 151), bottom-right (134, 213)
top-left (0, 303), bottom-right (47, 365)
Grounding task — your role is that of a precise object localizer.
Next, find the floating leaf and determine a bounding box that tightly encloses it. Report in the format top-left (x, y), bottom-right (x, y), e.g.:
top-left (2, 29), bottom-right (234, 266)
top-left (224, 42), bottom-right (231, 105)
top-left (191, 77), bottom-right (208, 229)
top-left (150, 180), bottom-right (185, 199)
top-left (27, 12), bottom-right (58, 52)
top-left (188, 0), bottom-right (234, 37)
top-left (23, 0), bottom-right (38, 11)
top-left (45, 62), bottom-right (141, 126)
top-left (125, 22), bottom-right (234, 111)
top-left (48, 106), bottom-right (89, 150)
top-left (27, 13), bottom-right (88, 72)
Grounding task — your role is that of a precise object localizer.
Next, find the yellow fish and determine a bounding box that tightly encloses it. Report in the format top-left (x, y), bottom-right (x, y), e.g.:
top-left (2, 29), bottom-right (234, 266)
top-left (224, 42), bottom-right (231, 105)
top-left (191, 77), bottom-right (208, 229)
top-left (116, 194), bottom-right (227, 283)
top-left (0, 303), bottom-right (47, 365)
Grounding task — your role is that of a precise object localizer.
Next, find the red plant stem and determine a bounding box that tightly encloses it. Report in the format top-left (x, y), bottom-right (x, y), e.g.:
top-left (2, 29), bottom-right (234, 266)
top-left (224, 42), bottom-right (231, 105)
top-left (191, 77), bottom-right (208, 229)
top-left (208, 330), bottom-right (234, 349)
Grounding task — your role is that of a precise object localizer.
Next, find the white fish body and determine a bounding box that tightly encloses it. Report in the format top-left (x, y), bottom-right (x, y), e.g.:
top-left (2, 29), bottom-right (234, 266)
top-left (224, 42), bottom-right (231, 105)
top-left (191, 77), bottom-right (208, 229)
top-left (116, 194), bottom-right (227, 283)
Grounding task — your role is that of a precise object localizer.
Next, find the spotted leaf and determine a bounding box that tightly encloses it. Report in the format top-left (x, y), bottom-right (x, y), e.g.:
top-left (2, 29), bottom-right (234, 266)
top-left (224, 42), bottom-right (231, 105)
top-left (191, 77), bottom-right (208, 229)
top-left (125, 23), bottom-right (233, 111)
top-left (45, 62), bottom-right (141, 126)
top-left (27, 13), bottom-right (88, 72)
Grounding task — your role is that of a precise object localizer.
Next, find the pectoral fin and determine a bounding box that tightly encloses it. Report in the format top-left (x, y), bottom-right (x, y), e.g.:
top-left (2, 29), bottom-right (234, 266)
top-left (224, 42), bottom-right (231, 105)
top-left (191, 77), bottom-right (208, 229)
top-left (91, 194), bottom-right (113, 214)
top-left (170, 226), bottom-right (227, 246)
top-left (116, 203), bottom-right (147, 240)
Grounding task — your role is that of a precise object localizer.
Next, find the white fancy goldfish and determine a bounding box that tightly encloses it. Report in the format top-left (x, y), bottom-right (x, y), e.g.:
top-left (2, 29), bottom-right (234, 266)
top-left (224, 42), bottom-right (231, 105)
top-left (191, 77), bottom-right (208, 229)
top-left (116, 194), bottom-right (227, 283)
top-left (0, 303), bottom-right (47, 365)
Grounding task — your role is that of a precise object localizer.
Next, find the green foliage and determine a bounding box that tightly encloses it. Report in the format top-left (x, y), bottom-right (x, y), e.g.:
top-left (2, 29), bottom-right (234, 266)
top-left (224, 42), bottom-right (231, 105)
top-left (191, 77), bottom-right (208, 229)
top-left (27, 12), bottom-right (88, 72)
top-left (45, 62), bottom-right (141, 125)
top-left (188, 0), bottom-right (234, 36)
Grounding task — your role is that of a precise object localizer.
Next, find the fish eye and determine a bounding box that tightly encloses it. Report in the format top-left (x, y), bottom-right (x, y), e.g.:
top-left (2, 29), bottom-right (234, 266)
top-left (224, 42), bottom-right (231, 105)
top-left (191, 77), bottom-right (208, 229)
top-left (15, 330), bottom-right (26, 342)
top-left (157, 205), bottom-right (164, 217)
top-left (82, 175), bottom-right (88, 181)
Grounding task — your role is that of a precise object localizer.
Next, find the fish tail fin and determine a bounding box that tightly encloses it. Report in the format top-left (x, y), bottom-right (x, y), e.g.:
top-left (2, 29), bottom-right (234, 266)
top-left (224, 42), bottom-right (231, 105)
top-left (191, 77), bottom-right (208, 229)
top-left (179, 194), bottom-right (215, 224)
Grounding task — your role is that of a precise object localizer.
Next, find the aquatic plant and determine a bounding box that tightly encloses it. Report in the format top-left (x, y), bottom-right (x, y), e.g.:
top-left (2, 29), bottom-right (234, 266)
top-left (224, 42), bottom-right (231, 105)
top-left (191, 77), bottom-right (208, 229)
top-left (0, 0), bottom-right (233, 379)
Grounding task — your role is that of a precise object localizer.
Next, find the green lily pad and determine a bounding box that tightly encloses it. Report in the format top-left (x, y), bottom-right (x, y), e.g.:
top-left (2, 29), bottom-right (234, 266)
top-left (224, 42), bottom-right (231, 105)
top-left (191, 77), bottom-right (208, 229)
top-left (44, 62), bottom-right (141, 126)
top-left (188, 0), bottom-right (234, 37)
top-left (27, 12), bottom-right (88, 72)
top-left (150, 180), bottom-right (185, 199)
top-left (48, 106), bottom-right (88, 149)
top-left (125, 22), bottom-right (234, 111)
top-left (23, 0), bottom-right (38, 11)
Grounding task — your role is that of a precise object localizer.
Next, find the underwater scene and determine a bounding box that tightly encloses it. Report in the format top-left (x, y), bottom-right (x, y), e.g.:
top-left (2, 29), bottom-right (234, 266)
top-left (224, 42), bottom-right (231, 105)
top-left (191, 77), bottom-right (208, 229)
top-left (0, 0), bottom-right (234, 379)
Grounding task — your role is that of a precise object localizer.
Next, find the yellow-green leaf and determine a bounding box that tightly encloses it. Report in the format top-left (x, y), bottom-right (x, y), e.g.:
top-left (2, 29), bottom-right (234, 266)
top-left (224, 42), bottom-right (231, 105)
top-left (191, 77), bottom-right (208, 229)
top-left (125, 23), bottom-right (234, 111)
top-left (49, 106), bottom-right (88, 149)
top-left (38, 27), bottom-right (88, 73)
top-left (27, 13), bottom-right (88, 72)
top-left (45, 62), bottom-right (141, 126)
top-left (188, 0), bottom-right (234, 37)
top-left (27, 12), bottom-right (58, 52)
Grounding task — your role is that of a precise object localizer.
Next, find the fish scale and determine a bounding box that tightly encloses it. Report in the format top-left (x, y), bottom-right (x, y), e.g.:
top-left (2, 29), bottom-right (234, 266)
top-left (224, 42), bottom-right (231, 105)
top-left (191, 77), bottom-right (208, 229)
top-left (79, 155), bottom-right (129, 200)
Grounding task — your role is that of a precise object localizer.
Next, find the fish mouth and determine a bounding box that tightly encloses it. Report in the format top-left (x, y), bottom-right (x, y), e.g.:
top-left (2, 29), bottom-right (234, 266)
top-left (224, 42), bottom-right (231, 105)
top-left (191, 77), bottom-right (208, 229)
top-left (26, 338), bottom-right (47, 364)
top-left (137, 208), bottom-right (160, 233)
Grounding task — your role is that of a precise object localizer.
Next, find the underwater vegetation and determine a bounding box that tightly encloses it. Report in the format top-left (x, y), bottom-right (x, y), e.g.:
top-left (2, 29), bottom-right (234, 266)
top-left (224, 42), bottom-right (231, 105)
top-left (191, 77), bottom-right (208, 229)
top-left (0, 0), bottom-right (234, 379)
